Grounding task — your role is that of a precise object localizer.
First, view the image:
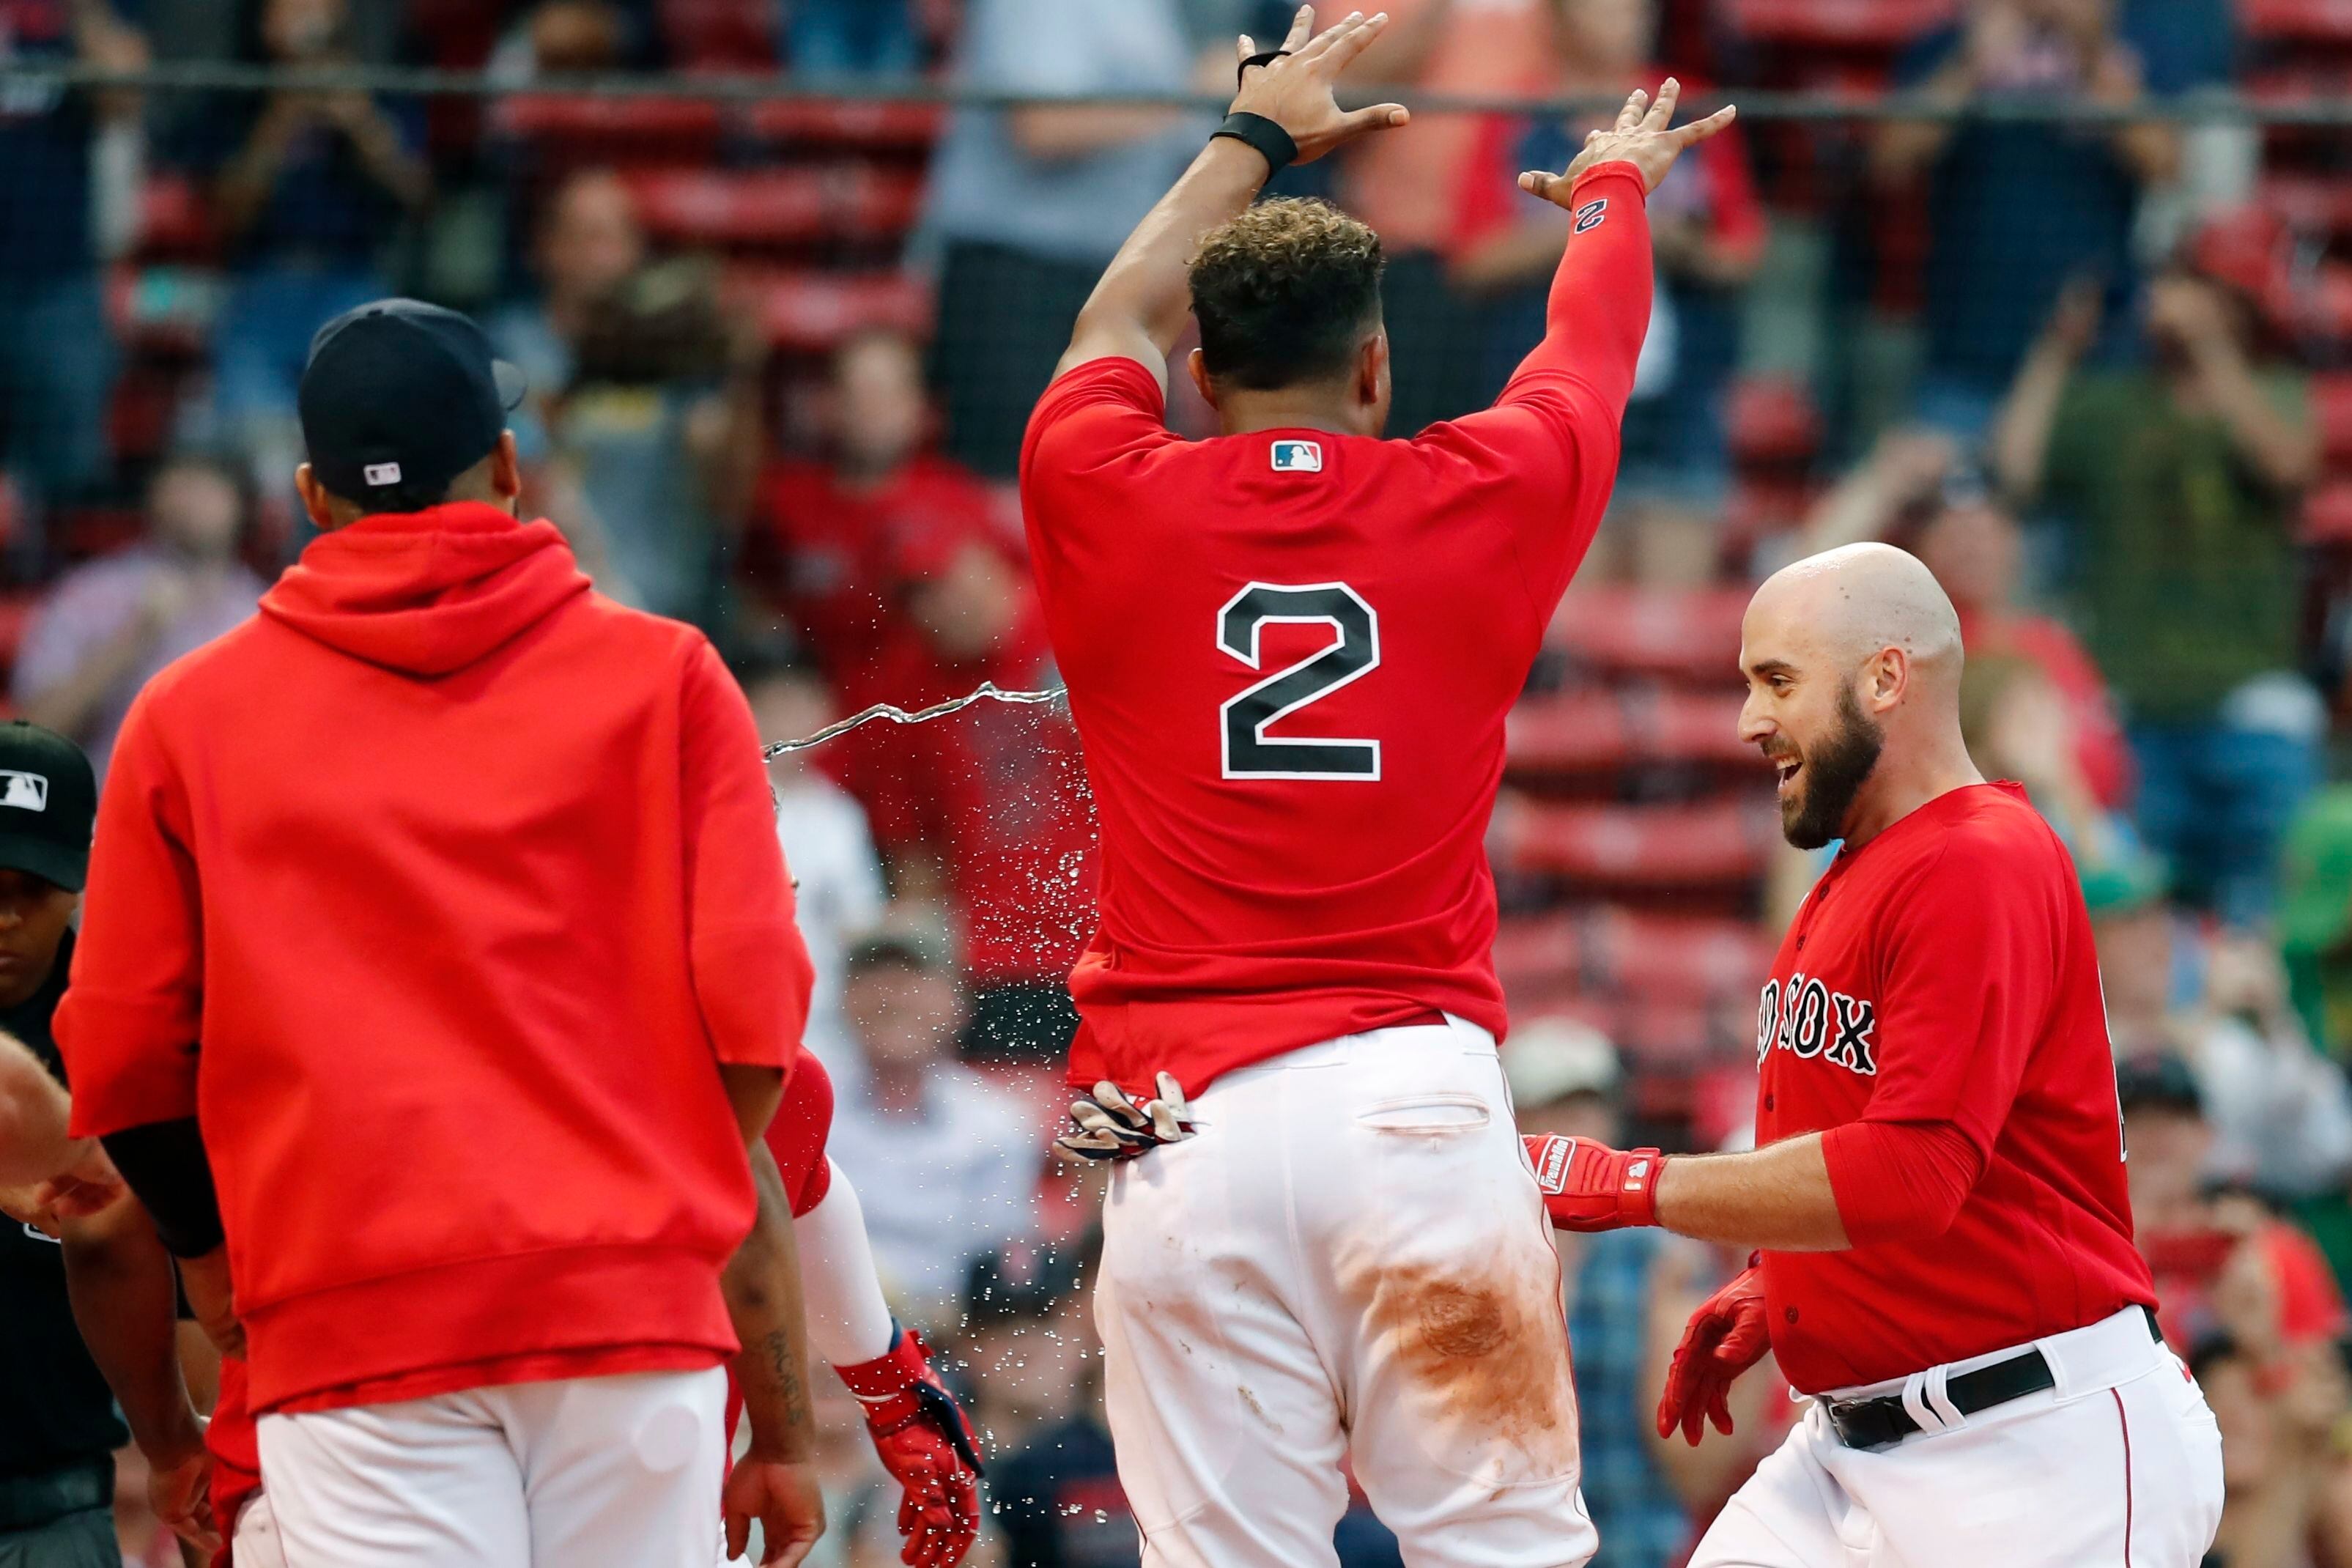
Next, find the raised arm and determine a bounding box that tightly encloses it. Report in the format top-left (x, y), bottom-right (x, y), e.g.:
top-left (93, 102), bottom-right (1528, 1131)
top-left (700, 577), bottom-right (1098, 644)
top-left (1054, 7), bottom-right (1409, 390)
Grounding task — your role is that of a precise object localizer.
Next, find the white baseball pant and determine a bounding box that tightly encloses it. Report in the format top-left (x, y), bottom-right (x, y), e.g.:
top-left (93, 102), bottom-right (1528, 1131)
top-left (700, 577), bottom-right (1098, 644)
top-left (230, 1492), bottom-right (285, 1568)
top-left (254, 1367), bottom-right (731, 1568)
top-left (1095, 1014), bottom-right (1599, 1568)
top-left (1691, 1306), bottom-right (2223, 1568)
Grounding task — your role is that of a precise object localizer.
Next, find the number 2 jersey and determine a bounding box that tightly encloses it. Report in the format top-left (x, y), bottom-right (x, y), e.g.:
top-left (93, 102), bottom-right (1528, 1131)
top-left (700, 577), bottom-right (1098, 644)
top-left (1018, 162), bottom-right (1654, 1097)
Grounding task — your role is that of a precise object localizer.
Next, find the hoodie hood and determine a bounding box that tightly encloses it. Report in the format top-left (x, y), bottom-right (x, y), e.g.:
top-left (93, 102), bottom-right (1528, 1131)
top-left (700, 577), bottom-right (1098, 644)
top-left (262, 503), bottom-right (591, 677)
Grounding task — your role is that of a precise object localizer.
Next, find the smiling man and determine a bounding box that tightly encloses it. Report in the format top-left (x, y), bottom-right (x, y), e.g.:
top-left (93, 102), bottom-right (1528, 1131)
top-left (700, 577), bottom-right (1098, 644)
top-left (1522, 542), bottom-right (2224, 1567)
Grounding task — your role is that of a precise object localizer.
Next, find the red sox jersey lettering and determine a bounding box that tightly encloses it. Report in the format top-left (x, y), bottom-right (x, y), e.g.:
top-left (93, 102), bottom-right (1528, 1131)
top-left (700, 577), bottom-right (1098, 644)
top-left (1752, 783), bottom-right (2153, 1394)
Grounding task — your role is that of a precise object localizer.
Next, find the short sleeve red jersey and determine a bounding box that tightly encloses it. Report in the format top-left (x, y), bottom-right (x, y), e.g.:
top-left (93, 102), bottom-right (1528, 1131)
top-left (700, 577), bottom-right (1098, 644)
top-left (1020, 163), bottom-right (1654, 1095)
top-left (1755, 782), bottom-right (2153, 1392)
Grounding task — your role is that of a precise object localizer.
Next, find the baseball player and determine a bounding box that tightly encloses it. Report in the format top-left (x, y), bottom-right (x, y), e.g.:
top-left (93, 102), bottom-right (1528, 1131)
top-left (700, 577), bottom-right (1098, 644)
top-left (1019, 10), bottom-right (1732, 1564)
top-left (1522, 543), bottom-right (2225, 1566)
top-left (53, 299), bottom-right (826, 1567)
top-left (205, 1043), bottom-right (980, 1568)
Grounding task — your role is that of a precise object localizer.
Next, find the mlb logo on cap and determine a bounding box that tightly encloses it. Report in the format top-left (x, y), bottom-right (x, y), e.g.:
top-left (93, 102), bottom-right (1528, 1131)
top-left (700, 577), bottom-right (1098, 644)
top-left (0, 772), bottom-right (48, 812)
top-left (1270, 440), bottom-right (1323, 473)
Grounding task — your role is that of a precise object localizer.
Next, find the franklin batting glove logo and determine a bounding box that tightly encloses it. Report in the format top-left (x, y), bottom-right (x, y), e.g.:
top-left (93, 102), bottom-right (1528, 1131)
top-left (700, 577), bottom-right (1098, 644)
top-left (1270, 439), bottom-right (1323, 473)
top-left (0, 772), bottom-right (49, 812)
top-left (1536, 1134), bottom-right (1572, 1191)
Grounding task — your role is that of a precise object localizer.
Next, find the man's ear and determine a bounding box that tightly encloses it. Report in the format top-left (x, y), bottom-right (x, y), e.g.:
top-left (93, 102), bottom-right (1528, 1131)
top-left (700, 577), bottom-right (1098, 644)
top-left (1864, 647), bottom-right (1909, 711)
top-left (292, 463), bottom-right (338, 533)
top-left (491, 430), bottom-right (523, 509)
top-left (1357, 331), bottom-right (1389, 408)
top-left (1186, 347), bottom-right (1216, 410)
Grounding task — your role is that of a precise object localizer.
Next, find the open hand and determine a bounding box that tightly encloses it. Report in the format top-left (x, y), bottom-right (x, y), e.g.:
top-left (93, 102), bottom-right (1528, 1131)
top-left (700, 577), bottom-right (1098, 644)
top-left (1656, 1265), bottom-right (1770, 1445)
top-left (149, 1438), bottom-right (223, 1558)
top-left (1228, 7), bottom-right (1408, 166)
top-left (1520, 78), bottom-right (1736, 202)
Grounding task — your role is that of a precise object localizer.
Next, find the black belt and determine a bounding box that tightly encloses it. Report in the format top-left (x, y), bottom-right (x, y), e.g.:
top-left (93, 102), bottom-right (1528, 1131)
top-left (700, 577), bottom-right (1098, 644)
top-left (1824, 1306), bottom-right (2163, 1452)
top-left (0, 1457), bottom-right (112, 1533)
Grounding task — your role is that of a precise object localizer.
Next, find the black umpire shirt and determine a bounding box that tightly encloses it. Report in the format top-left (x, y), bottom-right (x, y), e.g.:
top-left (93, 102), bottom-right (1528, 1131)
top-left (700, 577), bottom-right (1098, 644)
top-left (0, 929), bottom-right (130, 1479)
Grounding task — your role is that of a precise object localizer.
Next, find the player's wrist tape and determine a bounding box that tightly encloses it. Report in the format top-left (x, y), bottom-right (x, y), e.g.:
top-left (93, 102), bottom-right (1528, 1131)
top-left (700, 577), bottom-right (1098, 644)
top-left (1212, 112), bottom-right (1297, 176)
top-left (1235, 48), bottom-right (1290, 86)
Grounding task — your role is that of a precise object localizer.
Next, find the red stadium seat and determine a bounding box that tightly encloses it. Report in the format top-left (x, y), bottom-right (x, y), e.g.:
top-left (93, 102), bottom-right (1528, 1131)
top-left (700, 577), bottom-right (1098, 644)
top-left (1725, 374), bottom-right (1822, 468)
top-left (2259, 173), bottom-right (2352, 238)
top-left (1545, 585), bottom-right (1751, 684)
top-left (2303, 481), bottom-right (2352, 544)
top-left (744, 100), bottom-right (944, 151)
top-left (624, 166), bottom-right (925, 248)
top-left (492, 95), bottom-right (727, 165)
top-left (1496, 799), bottom-right (1770, 888)
top-left (1600, 910), bottom-right (1775, 1001)
top-left (1722, 0), bottom-right (1957, 48)
top-left (1504, 690), bottom-right (1630, 775)
top-left (2244, 0), bottom-right (2352, 44)
top-left (2315, 374), bottom-right (2352, 468)
top-left (1491, 912), bottom-right (1586, 996)
top-left (726, 267), bottom-right (933, 350)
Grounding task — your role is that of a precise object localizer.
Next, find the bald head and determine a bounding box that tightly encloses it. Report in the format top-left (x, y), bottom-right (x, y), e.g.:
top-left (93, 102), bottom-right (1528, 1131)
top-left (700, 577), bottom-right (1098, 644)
top-left (1749, 544), bottom-right (1963, 688)
top-left (1739, 544), bottom-right (1981, 849)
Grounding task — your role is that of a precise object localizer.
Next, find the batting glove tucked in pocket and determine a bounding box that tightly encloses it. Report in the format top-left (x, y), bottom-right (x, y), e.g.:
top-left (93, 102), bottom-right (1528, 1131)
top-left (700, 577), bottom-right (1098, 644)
top-left (1054, 1073), bottom-right (1195, 1162)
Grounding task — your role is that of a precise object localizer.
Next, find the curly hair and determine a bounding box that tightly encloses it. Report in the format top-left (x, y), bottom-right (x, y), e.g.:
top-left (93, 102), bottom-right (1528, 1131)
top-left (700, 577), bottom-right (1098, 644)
top-left (1188, 198), bottom-right (1385, 391)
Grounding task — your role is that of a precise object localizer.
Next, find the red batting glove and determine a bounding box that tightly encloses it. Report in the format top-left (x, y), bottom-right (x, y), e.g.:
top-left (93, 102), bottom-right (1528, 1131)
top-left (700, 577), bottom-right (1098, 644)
top-left (836, 1329), bottom-right (983, 1568)
top-left (1656, 1265), bottom-right (1771, 1446)
top-left (1523, 1134), bottom-right (1665, 1232)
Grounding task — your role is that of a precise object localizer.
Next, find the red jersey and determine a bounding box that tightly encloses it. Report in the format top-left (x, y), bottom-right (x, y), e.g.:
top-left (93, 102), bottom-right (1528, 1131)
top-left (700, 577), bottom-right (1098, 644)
top-left (1756, 782), bottom-right (2154, 1392)
top-left (59, 503), bottom-right (812, 1416)
top-left (1020, 161), bottom-right (1653, 1095)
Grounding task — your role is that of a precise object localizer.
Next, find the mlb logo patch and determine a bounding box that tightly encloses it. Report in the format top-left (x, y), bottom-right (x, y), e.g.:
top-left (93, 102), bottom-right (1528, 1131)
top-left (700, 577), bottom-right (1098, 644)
top-left (363, 462), bottom-right (403, 487)
top-left (1574, 199), bottom-right (1608, 234)
top-left (0, 772), bottom-right (48, 812)
top-left (1270, 439), bottom-right (1323, 473)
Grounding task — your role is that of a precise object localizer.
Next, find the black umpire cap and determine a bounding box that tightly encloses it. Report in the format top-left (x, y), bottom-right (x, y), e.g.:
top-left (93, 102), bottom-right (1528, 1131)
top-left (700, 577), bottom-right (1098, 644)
top-left (297, 299), bottom-right (528, 503)
top-left (0, 722), bottom-right (97, 892)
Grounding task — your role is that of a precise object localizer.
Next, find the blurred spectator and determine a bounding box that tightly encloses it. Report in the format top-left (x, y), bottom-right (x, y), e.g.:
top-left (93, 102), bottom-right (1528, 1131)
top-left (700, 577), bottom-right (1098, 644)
top-left (1804, 431), bottom-right (2131, 810)
top-left (1506, 1018), bottom-right (1692, 1568)
top-left (2191, 1334), bottom-right (2316, 1568)
top-left (1337, 0), bottom-right (1561, 437)
top-left (484, 166), bottom-right (648, 456)
top-left (547, 256), bottom-right (760, 627)
top-left (824, 931), bottom-right (1040, 1322)
top-left (1996, 251), bottom-right (2322, 926)
top-left (787, 0), bottom-right (919, 76)
top-left (194, 0), bottom-right (429, 484)
top-left (830, 519), bottom-right (1095, 1062)
top-left (486, 0), bottom-right (651, 78)
top-left (736, 645), bottom-right (888, 1068)
top-left (2092, 859), bottom-right (2352, 1198)
top-left (2283, 788), bottom-right (2352, 1064)
top-left (0, 0), bottom-right (145, 517)
top-left (12, 450), bottom-right (262, 780)
top-left (979, 1241), bottom-right (1134, 1568)
top-left (920, 0), bottom-right (1224, 476)
top-left (1874, 0), bottom-right (2188, 434)
top-left (759, 328), bottom-right (1001, 692)
top-left (1451, 0), bottom-right (1761, 570)
top-left (1959, 653), bottom-right (2137, 871)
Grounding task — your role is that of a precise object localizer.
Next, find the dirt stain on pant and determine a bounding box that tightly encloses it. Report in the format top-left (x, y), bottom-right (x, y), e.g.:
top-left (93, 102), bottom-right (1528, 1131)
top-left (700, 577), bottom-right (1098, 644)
top-left (1347, 1249), bottom-right (1581, 1483)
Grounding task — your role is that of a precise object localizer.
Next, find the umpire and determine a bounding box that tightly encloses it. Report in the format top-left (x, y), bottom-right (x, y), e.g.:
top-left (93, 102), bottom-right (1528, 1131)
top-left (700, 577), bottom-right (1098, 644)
top-left (0, 723), bottom-right (126, 1567)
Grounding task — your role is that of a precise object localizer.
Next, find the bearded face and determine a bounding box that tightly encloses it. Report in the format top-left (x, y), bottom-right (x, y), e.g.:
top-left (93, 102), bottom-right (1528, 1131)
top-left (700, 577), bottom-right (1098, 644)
top-left (1763, 677), bottom-right (1885, 850)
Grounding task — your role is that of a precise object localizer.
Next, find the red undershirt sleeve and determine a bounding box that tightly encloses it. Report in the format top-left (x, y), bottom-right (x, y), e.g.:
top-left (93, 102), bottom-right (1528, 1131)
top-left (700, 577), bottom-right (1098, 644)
top-left (1822, 1119), bottom-right (1985, 1246)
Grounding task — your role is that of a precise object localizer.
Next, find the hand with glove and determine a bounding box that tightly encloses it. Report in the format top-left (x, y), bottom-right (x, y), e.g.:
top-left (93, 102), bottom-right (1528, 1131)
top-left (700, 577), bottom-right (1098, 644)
top-left (1657, 1265), bottom-right (1771, 1445)
top-left (1055, 1073), bottom-right (1195, 1163)
top-left (1523, 1133), bottom-right (1665, 1232)
top-left (836, 1328), bottom-right (984, 1568)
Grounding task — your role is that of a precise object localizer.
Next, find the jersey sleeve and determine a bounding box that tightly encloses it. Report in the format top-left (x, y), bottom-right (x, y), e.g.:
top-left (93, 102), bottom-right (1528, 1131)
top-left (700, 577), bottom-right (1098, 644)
top-left (55, 689), bottom-right (205, 1136)
top-left (1854, 828), bottom-right (2066, 1157)
top-left (1417, 160), bottom-right (1653, 618)
top-left (1018, 356), bottom-right (1173, 541)
top-left (679, 637), bottom-right (813, 1070)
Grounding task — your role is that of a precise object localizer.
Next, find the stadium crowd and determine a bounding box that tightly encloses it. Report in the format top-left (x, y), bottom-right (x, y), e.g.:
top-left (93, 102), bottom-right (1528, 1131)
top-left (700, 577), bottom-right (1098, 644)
top-left (11, 0), bottom-right (2352, 1564)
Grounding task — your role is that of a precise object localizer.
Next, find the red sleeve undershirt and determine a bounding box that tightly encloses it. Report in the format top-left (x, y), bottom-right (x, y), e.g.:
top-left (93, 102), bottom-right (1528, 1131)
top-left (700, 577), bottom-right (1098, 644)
top-left (1820, 1119), bottom-right (1985, 1246)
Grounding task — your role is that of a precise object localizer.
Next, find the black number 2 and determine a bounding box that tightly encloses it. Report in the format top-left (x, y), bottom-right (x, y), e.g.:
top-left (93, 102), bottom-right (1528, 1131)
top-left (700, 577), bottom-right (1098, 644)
top-left (1216, 582), bottom-right (1381, 780)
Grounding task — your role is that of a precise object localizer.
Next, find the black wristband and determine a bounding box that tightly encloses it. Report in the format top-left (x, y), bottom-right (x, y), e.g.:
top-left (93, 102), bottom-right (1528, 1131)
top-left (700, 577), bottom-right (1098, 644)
top-left (1235, 48), bottom-right (1290, 86)
top-left (100, 1117), bottom-right (225, 1259)
top-left (1211, 111), bottom-right (1298, 176)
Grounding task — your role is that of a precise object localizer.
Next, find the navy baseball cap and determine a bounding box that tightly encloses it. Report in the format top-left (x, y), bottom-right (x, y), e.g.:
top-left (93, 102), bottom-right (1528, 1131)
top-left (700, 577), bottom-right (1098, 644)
top-left (297, 299), bottom-right (527, 504)
top-left (0, 722), bottom-right (96, 892)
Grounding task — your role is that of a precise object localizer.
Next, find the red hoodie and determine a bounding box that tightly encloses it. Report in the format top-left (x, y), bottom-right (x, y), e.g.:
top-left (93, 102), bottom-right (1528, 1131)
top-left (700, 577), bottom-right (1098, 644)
top-left (57, 502), bottom-right (812, 1416)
